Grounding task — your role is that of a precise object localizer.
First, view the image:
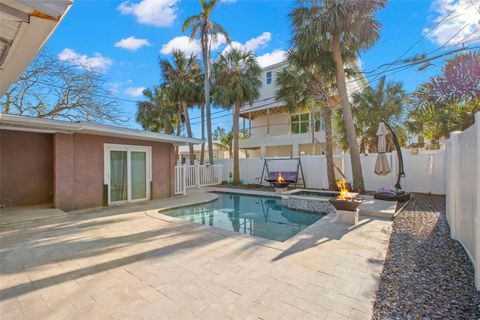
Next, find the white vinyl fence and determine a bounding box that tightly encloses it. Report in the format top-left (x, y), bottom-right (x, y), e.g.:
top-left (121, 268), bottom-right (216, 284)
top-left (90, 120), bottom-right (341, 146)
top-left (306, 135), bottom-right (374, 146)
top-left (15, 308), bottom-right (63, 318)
top-left (174, 163), bottom-right (223, 195)
top-left (216, 148), bottom-right (446, 194)
top-left (445, 112), bottom-right (480, 288)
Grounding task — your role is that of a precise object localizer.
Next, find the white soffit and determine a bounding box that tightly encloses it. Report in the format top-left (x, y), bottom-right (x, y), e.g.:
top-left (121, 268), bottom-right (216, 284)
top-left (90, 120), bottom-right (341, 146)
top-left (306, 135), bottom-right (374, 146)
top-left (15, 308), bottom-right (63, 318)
top-left (0, 0), bottom-right (73, 97)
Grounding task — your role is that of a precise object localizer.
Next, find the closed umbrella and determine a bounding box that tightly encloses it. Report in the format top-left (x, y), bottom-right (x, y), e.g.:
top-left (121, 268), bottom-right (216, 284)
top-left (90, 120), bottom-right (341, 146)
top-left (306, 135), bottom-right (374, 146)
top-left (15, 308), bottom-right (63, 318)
top-left (375, 122), bottom-right (391, 176)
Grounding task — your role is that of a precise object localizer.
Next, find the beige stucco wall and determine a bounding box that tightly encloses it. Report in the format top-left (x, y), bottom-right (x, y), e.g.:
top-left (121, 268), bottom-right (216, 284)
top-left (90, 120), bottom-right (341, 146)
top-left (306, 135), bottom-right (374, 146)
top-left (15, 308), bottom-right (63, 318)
top-left (266, 145), bottom-right (293, 157)
top-left (0, 130), bottom-right (53, 206)
top-left (250, 112), bottom-right (290, 138)
top-left (299, 143), bottom-right (324, 156)
top-left (244, 148), bottom-right (261, 158)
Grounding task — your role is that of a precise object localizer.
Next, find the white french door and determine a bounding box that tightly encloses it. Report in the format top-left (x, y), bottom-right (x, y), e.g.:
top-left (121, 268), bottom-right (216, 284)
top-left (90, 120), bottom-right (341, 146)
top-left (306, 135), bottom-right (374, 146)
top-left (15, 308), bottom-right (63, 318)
top-left (104, 144), bottom-right (152, 205)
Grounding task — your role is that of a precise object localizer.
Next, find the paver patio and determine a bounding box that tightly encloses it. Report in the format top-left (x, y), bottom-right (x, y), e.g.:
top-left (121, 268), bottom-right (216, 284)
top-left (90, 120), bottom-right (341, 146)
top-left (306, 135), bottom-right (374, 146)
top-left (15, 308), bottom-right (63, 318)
top-left (1, 193), bottom-right (392, 320)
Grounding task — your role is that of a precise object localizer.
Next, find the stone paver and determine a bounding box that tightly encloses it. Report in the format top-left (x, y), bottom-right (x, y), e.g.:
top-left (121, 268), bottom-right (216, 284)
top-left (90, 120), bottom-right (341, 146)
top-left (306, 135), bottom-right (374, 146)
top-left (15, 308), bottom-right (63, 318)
top-left (0, 193), bottom-right (392, 319)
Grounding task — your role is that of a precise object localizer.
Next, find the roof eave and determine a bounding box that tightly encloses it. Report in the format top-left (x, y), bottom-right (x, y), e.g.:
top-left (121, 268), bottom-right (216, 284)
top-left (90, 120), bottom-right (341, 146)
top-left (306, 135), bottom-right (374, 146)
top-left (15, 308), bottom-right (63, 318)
top-left (0, 114), bottom-right (201, 145)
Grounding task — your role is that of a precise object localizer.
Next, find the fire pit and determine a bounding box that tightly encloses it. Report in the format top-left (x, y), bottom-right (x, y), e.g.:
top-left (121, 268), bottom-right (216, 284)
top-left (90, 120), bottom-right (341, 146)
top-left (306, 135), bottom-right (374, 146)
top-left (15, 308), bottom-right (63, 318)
top-left (272, 173), bottom-right (293, 193)
top-left (328, 180), bottom-right (363, 225)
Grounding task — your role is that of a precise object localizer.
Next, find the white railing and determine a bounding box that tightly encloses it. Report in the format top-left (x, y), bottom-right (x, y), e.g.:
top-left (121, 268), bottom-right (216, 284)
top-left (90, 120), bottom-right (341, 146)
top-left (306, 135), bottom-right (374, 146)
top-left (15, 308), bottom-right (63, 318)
top-left (184, 165), bottom-right (197, 189)
top-left (445, 112), bottom-right (480, 288)
top-left (174, 164), bottom-right (223, 195)
top-left (174, 166), bottom-right (186, 195)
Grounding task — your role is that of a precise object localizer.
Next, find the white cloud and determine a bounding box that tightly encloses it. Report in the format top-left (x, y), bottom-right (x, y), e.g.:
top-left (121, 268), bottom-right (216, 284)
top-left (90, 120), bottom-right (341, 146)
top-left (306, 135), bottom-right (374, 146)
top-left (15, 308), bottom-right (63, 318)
top-left (256, 49), bottom-right (287, 68)
top-left (224, 32), bottom-right (272, 53)
top-left (160, 34), bottom-right (227, 56)
top-left (117, 0), bottom-right (178, 27)
top-left (107, 82), bottom-right (122, 94)
top-left (425, 0), bottom-right (480, 45)
top-left (58, 48), bottom-right (113, 72)
top-left (242, 32), bottom-right (272, 51)
top-left (125, 86), bottom-right (146, 97)
top-left (160, 36), bottom-right (201, 55)
top-left (220, 0), bottom-right (237, 3)
top-left (115, 36), bottom-right (151, 51)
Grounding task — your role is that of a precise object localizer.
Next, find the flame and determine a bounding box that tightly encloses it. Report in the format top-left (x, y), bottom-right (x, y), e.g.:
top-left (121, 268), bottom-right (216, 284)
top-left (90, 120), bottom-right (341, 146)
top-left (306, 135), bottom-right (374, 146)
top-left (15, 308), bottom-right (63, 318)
top-left (277, 172), bottom-right (285, 183)
top-left (337, 179), bottom-right (349, 200)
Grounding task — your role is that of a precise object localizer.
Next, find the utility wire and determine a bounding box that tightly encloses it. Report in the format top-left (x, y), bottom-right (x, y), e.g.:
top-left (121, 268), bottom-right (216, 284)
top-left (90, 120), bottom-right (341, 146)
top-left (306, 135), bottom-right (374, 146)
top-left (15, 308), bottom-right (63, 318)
top-left (189, 43), bottom-right (480, 127)
top-left (190, 44), bottom-right (480, 129)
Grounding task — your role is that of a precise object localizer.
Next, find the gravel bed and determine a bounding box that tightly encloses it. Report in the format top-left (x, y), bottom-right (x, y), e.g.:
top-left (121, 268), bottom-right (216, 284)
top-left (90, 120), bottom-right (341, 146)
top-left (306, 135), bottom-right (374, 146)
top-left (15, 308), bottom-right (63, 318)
top-left (372, 194), bottom-right (479, 319)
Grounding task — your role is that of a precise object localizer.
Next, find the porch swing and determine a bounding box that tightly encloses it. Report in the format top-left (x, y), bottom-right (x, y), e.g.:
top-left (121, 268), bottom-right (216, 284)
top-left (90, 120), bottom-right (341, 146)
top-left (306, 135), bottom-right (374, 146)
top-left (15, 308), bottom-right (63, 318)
top-left (259, 157), bottom-right (306, 189)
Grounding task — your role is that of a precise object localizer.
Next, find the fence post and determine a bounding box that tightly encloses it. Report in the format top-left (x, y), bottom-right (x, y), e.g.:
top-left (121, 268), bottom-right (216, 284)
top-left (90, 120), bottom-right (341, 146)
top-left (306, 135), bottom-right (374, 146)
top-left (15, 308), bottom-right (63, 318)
top-left (449, 132), bottom-right (461, 240)
top-left (475, 112), bottom-right (480, 289)
top-left (182, 165), bottom-right (187, 195)
top-left (195, 162), bottom-right (200, 187)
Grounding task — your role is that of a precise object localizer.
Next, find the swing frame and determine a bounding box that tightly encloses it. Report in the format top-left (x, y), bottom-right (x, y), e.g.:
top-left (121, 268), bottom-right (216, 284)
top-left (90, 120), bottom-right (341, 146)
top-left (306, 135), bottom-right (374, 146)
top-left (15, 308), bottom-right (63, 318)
top-left (259, 157), bottom-right (306, 189)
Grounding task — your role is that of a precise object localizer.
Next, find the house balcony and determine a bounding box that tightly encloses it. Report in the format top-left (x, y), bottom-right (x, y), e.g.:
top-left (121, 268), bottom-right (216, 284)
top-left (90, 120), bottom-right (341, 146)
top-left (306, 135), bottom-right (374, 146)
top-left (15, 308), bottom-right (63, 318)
top-left (239, 131), bottom-right (326, 149)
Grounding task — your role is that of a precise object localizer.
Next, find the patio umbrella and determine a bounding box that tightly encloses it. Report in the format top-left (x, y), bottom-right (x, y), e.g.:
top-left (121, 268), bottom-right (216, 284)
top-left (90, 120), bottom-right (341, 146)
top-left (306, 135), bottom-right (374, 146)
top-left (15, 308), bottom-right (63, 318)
top-left (375, 122), bottom-right (391, 176)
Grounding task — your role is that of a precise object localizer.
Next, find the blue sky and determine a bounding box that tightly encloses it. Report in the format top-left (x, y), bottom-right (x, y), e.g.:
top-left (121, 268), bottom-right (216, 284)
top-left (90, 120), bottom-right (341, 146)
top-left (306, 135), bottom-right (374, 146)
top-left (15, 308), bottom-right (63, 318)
top-left (45, 0), bottom-right (480, 136)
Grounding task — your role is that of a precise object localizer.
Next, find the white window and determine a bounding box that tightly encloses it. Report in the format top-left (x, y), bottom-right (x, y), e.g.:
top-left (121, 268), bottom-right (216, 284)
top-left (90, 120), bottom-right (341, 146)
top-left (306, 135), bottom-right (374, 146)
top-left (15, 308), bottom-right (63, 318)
top-left (104, 144), bottom-right (152, 205)
top-left (266, 71), bottom-right (272, 85)
top-left (290, 113), bottom-right (310, 134)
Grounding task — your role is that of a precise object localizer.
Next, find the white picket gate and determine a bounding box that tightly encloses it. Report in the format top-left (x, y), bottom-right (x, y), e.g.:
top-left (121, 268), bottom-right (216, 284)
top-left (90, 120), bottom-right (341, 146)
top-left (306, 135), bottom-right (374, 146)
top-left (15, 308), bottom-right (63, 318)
top-left (174, 164), bottom-right (223, 195)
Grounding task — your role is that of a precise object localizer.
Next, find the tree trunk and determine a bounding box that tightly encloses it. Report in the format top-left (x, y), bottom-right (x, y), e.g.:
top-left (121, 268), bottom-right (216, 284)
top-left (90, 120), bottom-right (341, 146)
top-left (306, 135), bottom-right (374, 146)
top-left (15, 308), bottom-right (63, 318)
top-left (203, 41), bottom-right (214, 165)
top-left (232, 104), bottom-right (240, 185)
top-left (360, 138), bottom-right (366, 154)
top-left (183, 103), bottom-right (195, 165)
top-left (200, 103), bottom-right (205, 165)
top-left (332, 35), bottom-right (365, 193)
top-left (323, 108), bottom-right (337, 191)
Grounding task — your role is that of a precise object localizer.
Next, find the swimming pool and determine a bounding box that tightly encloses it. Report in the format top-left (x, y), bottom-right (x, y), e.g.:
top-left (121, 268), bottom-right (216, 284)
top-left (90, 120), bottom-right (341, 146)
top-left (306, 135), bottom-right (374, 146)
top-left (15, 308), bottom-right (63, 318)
top-left (161, 193), bottom-right (326, 242)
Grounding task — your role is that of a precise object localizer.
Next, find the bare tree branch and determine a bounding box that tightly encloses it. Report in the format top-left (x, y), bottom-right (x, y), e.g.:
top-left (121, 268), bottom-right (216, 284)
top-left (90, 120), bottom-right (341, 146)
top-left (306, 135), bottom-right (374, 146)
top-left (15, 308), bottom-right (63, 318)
top-left (0, 51), bottom-right (127, 124)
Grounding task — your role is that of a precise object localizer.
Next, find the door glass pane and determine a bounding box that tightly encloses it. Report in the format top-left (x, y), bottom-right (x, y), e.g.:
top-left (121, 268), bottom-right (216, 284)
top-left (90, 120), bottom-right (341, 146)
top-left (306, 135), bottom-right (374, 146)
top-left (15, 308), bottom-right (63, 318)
top-left (110, 151), bottom-right (127, 202)
top-left (131, 151), bottom-right (147, 200)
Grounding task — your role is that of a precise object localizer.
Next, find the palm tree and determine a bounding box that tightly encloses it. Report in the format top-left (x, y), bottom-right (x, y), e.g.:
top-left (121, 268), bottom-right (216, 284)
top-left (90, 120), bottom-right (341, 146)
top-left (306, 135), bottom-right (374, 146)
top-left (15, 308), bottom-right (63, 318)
top-left (183, 0), bottom-right (231, 165)
top-left (213, 48), bottom-right (262, 184)
top-left (276, 49), bottom-right (338, 190)
top-left (290, 0), bottom-right (385, 193)
top-left (136, 86), bottom-right (179, 135)
top-left (336, 76), bottom-right (408, 152)
top-left (160, 49), bottom-right (203, 165)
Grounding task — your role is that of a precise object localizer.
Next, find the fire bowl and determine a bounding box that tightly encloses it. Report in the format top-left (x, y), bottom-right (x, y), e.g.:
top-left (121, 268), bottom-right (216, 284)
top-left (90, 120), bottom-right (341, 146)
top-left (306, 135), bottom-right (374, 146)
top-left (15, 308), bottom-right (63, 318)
top-left (329, 198), bottom-right (363, 211)
top-left (272, 181), bottom-right (292, 194)
top-left (272, 182), bottom-right (292, 189)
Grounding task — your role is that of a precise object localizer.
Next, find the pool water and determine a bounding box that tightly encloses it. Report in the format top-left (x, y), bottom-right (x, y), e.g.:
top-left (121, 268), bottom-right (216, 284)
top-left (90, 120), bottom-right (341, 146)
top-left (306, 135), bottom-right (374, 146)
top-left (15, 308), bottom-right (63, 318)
top-left (161, 193), bottom-right (325, 242)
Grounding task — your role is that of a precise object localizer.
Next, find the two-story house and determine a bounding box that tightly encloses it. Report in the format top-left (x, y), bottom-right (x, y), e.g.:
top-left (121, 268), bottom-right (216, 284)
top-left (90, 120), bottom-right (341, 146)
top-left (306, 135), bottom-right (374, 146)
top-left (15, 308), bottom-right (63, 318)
top-left (239, 60), bottom-right (365, 158)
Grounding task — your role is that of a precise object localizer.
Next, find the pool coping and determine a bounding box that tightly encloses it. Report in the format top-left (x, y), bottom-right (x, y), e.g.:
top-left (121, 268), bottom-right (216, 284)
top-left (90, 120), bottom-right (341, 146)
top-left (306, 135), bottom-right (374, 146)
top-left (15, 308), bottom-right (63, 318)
top-left (147, 188), bottom-right (378, 251)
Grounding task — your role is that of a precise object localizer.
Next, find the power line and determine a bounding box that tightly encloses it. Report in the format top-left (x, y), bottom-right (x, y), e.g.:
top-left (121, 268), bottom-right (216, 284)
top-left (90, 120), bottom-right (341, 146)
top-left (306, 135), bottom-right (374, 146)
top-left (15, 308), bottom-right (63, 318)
top-left (190, 43), bottom-right (480, 127)
top-left (363, 9), bottom-right (457, 76)
top-left (189, 44), bottom-right (480, 130)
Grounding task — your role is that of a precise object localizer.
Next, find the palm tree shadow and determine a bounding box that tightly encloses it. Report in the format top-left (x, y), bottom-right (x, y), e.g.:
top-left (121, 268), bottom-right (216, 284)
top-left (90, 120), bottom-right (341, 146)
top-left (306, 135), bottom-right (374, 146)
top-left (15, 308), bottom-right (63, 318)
top-left (0, 230), bottom-right (219, 301)
top-left (0, 207), bottom-right (229, 301)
